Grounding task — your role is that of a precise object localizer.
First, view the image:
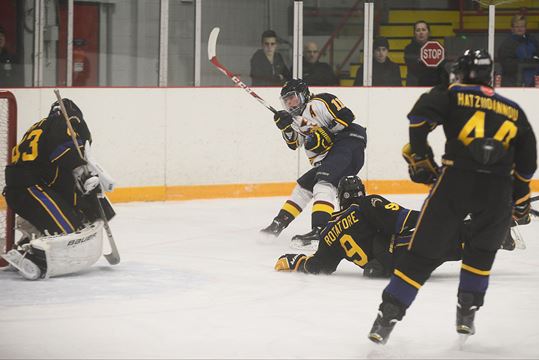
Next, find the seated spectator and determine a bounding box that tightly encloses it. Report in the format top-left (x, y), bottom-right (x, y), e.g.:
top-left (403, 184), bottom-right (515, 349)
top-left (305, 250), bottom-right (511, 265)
top-left (302, 41), bottom-right (339, 86)
top-left (250, 30), bottom-right (291, 86)
top-left (404, 20), bottom-right (445, 86)
top-left (354, 36), bottom-right (402, 86)
top-left (498, 14), bottom-right (539, 87)
top-left (0, 26), bottom-right (20, 87)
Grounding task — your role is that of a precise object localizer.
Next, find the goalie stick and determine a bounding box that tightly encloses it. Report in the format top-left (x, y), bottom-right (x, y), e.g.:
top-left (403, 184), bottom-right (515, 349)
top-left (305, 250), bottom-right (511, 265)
top-left (53, 89), bottom-right (120, 265)
top-left (208, 27), bottom-right (278, 115)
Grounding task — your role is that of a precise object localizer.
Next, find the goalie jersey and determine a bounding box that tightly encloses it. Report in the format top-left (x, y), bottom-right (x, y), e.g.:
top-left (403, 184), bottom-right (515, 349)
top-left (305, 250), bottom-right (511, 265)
top-left (6, 111), bottom-right (92, 205)
top-left (301, 194), bottom-right (419, 275)
top-left (3, 99), bottom-right (113, 248)
top-left (288, 93), bottom-right (367, 165)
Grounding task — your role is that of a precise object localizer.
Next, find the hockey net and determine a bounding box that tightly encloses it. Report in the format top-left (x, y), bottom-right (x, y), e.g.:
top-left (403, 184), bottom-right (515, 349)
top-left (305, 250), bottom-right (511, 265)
top-left (0, 91), bottom-right (17, 265)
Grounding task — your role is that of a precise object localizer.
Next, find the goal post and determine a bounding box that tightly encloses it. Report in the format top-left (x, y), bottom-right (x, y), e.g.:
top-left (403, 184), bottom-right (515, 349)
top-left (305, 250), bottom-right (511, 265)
top-left (0, 90), bottom-right (17, 265)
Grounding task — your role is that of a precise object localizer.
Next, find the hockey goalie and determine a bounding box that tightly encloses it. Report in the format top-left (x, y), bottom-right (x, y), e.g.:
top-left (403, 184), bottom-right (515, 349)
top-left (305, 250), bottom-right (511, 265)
top-left (1, 98), bottom-right (116, 280)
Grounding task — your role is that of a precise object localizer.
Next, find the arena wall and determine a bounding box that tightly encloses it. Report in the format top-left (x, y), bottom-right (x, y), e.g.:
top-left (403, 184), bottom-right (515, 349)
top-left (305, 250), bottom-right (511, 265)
top-left (8, 87), bottom-right (539, 202)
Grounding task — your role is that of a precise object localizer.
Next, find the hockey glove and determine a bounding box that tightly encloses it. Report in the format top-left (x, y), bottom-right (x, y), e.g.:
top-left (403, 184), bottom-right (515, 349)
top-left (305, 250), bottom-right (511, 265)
top-left (363, 259), bottom-right (392, 278)
top-left (274, 254), bottom-right (308, 272)
top-left (402, 143), bottom-right (440, 185)
top-left (73, 166), bottom-right (100, 196)
top-left (513, 198), bottom-right (531, 225)
top-left (304, 126), bottom-right (334, 154)
top-left (274, 110), bottom-right (293, 132)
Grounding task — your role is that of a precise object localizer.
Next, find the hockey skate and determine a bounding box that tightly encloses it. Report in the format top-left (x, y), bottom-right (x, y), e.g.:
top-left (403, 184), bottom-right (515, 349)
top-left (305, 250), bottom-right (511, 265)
top-left (1, 249), bottom-right (42, 280)
top-left (456, 293), bottom-right (477, 336)
top-left (368, 302), bottom-right (403, 345)
top-left (499, 231), bottom-right (515, 251)
top-left (260, 217), bottom-right (288, 237)
top-left (290, 226), bottom-right (322, 251)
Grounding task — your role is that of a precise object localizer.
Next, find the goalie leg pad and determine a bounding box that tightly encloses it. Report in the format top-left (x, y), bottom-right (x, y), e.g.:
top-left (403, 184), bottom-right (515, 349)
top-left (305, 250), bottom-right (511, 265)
top-left (30, 220), bottom-right (104, 278)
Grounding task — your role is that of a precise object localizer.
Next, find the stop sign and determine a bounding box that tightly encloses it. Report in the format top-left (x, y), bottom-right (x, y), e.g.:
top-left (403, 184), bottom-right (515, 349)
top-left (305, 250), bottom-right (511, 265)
top-left (420, 41), bottom-right (445, 67)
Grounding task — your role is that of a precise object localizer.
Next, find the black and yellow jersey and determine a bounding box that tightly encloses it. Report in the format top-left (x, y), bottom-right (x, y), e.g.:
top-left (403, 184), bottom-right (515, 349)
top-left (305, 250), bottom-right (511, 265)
top-left (407, 83), bottom-right (537, 178)
top-left (9, 112), bottom-right (91, 187)
top-left (303, 194), bottom-right (419, 274)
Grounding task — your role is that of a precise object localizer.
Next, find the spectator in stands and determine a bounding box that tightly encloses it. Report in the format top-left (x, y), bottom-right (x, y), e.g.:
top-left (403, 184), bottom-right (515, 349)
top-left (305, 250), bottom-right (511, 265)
top-left (0, 26), bottom-right (20, 87)
top-left (250, 30), bottom-right (291, 86)
top-left (354, 36), bottom-right (402, 86)
top-left (404, 20), bottom-right (445, 86)
top-left (498, 14), bottom-right (539, 87)
top-left (302, 41), bottom-right (339, 86)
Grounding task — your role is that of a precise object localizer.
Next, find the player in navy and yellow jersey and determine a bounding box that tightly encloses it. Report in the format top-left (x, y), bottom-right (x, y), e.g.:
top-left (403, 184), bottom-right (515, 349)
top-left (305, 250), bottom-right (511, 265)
top-left (261, 79), bottom-right (367, 249)
top-left (367, 49), bottom-right (537, 345)
top-left (3, 99), bottom-right (101, 238)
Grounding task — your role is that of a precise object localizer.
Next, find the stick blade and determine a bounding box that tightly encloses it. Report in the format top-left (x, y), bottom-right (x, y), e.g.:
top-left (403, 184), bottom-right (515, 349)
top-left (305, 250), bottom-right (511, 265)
top-left (208, 27), bottom-right (220, 60)
top-left (104, 252), bottom-right (120, 265)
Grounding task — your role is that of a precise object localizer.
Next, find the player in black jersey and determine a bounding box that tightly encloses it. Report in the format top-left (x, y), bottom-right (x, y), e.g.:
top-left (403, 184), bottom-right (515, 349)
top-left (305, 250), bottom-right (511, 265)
top-left (274, 175), bottom-right (469, 277)
top-left (274, 176), bottom-right (420, 276)
top-left (367, 49), bottom-right (537, 345)
top-left (260, 79), bottom-right (367, 249)
top-left (4, 99), bottom-right (108, 239)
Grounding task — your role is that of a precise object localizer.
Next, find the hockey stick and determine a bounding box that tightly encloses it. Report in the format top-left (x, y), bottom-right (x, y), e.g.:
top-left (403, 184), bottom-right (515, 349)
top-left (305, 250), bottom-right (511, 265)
top-left (53, 89), bottom-right (120, 265)
top-left (208, 27), bottom-right (278, 115)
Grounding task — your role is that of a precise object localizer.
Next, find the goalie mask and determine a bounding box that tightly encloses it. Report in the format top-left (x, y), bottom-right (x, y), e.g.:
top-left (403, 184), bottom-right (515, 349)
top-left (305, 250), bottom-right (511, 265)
top-left (451, 49), bottom-right (493, 86)
top-left (338, 175), bottom-right (366, 210)
top-left (49, 98), bottom-right (92, 144)
top-left (49, 98), bottom-right (84, 121)
top-left (280, 79), bottom-right (311, 116)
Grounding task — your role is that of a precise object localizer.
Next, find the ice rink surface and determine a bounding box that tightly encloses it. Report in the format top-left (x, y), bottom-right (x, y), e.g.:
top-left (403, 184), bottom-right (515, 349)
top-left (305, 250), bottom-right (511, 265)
top-left (1, 194), bottom-right (539, 359)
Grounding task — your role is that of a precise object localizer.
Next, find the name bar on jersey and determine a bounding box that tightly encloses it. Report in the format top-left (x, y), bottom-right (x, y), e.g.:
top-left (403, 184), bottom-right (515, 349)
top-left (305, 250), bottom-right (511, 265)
top-left (457, 92), bottom-right (519, 121)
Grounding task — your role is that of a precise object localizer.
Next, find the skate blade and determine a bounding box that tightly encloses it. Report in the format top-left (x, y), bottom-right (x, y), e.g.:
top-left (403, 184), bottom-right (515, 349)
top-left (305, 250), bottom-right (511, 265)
top-left (457, 333), bottom-right (470, 349)
top-left (290, 239), bottom-right (319, 252)
top-left (511, 226), bottom-right (526, 250)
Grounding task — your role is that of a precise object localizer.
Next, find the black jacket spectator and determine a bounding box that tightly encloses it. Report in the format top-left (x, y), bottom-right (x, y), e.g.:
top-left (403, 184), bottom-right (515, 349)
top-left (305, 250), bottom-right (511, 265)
top-left (302, 41), bottom-right (339, 86)
top-left (250, 49), bottom-right (291, 86)
top-left (354, 59), bottom-right (402, 86)
top-left (250, 30), bottom-right (291, 86)
top-left (354, 36), bottom-right (402, 86)
top-left (303, 61), bottom-right (339, 86)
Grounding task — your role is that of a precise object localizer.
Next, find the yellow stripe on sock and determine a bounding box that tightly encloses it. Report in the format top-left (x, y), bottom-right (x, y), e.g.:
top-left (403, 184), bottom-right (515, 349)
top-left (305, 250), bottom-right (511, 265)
top-left (312, 202), bottom-right (334, 214)
top-left (283, 202), bottom-right (302, 218)
top-left (394, 269), bottom-right (422, 289)
top-left (461, 263), bottom-right (490, 276)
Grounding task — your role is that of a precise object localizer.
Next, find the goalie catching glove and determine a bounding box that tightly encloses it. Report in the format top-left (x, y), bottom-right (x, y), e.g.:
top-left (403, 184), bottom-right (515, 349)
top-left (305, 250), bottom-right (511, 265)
top-left (274, 254), bottom-right (308, 272)
top-left (305, 126), bottom-right (334, 155)
top-left (73, 141), bottom-right (116, 195)
top-left (402, 143), bottom-right (440, 185)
